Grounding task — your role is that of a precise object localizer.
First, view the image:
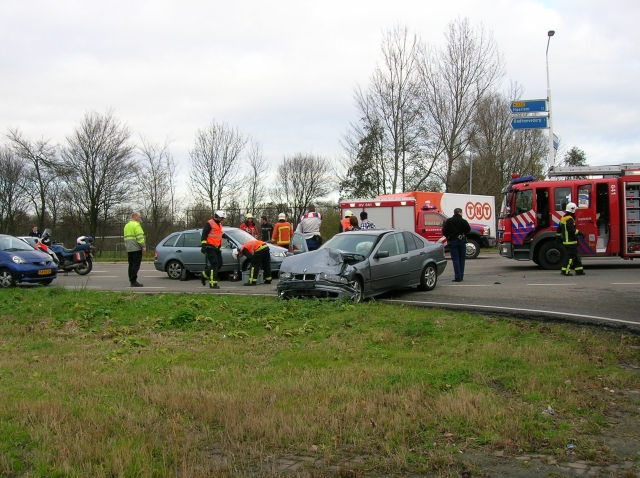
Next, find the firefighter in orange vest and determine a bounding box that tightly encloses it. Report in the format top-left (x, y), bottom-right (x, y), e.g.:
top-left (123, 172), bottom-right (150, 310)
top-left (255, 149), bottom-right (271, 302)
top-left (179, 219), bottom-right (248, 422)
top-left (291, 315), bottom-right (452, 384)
top-left (271, 212), bottom-right (293, 248)
top-left (339, 210), bottom-right (354, 232)
top-left (236, 239), bottom-right (272, 286)
top-left (200, 210), bottom-right (228, 289)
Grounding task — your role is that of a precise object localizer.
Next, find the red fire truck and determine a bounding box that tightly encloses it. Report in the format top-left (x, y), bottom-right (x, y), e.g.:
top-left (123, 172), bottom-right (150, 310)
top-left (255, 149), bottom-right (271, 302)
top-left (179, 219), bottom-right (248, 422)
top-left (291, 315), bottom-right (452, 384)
top-left (498, 164), bottom-right (640, 269)
top-left (340, 191), bottom-right (496, 259)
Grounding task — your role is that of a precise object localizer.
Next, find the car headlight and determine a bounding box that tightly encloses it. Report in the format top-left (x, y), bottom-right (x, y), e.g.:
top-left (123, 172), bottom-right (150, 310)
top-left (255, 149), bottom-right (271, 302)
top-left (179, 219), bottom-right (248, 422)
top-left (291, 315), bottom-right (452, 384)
top-left (484, 226), bottom-right (491, 236)
top-left (279, 271), bottom-right (292, 280)
top-left (12, 255), bottom-right (28, 264)
top-left (271, 251), bottom-right (287, 258)
top-left (316, 272), bottom-right (348, 284)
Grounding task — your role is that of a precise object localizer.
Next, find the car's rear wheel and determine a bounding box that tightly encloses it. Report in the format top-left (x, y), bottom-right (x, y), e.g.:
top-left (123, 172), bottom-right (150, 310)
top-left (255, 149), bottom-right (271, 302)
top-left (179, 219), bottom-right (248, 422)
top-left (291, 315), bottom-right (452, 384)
top-left (0, 268), bottom-right (16, 288)
top-left (351, 277), bottom-right (364, 303)
top-left (166, 260), bottom-right (184, 280)
top-left (418, 263), bottom-right (438, 291)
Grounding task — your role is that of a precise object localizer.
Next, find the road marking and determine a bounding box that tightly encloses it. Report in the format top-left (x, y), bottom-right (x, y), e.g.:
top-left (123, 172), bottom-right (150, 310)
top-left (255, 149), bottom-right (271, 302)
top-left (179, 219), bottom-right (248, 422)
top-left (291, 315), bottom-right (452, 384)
top-left (383, 299), bottom-right (638, 326)
top-left (527, 283), bottom-right (577, 286)
top-left (445, 284), bottom-right (491, 287)
top-left (611, 282), bottom-right (640, 285)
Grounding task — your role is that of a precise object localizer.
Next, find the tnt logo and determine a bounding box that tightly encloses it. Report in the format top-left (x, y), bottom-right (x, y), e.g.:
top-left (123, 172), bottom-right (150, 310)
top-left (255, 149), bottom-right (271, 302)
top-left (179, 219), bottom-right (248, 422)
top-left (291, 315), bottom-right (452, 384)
top-left (465, 201), bottom-right (492, 220)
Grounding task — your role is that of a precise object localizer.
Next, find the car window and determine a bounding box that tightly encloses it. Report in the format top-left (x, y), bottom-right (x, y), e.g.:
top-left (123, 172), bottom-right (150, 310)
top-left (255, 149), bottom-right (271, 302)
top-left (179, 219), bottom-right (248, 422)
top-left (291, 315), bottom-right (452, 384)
top-left (162, 234), bottom-right (180, 247)
top-left (225, 228), bottom-right (257, 245)
top-left (377, 233), bottom-right (406, 257)
top-left (403, 231), bottom-right (417, 251)
top-left (183, 232), bottom-right (201, 248)
top-left (0, 237), bottom-right (33, 252)
top-left (290, 233), bottom-right (306, 252)
top-left (423, 212), bottom-right (444, 227)
top-left (413, 234), bottom-right (425, 248)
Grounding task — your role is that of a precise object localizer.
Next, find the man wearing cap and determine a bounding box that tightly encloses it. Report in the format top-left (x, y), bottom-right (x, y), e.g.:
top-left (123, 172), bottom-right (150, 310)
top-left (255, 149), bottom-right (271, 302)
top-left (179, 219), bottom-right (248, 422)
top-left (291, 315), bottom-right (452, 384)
top-left (339, 210), bottom-right (354, 233)
top-left (200, 210), bottom-right (228, 289)
top-left (296, 204), bottom-right (323, 251)
top-left (272, 213), bottom-right (293, 248)
top-left (239, 213), bottom-right (259, 239)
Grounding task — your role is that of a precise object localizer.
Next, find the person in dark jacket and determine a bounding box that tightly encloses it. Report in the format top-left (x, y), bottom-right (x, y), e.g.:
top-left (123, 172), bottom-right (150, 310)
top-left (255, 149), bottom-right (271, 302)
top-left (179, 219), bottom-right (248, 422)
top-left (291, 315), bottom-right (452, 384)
top-left (260, 216), bottom-right (274, 242)
top-left (557, 202), bottom-right (585, 276)
top-left (442, 208), bottom-right (471, 282)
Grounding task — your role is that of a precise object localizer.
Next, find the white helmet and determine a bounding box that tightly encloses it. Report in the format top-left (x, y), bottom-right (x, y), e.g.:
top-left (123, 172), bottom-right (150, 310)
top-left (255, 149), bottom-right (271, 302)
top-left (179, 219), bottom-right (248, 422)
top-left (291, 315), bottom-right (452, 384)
top-left (245, 213), bottom-right (254, 220)
top-left (77, 235), bottom-right (89, 245)
top-left (565, 202), bottom-right (577, 213)
top-left (344, 210), bottom-right (353, 217)
top-left (231, 248), bottom-right (239, 260)
top-left (278, 212), bottom-right (286, 220)
top-left (215, 210), bottom-right (227, 219)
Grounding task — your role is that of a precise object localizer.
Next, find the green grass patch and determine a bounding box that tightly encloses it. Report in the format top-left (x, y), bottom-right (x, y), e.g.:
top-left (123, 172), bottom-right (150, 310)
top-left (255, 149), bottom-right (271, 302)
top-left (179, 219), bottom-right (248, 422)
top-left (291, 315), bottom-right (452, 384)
top-left (0, 288), bottom-right (638, 476)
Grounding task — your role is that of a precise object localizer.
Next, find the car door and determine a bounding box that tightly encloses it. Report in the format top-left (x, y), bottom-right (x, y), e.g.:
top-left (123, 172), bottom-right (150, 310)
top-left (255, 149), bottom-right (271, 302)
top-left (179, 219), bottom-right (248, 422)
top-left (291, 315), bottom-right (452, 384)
top-left (369, 232), bottom-right (409, 291)
top-left (179, 231), bottom-right (205, 272)
top-left (402, 231), bottom-right (424, 284)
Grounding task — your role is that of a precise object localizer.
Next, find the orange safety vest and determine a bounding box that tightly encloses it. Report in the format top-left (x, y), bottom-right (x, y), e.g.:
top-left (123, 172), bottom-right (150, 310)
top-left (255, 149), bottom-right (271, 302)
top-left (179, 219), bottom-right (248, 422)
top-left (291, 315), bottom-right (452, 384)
top-left (272, 222), bottom-right (292, 245)
top-left (206, 219), bottom-right (223, 247)
top-left (241, 240), bottom-right (268, 255)
top-left (341, 217), bottom-right (351, 231)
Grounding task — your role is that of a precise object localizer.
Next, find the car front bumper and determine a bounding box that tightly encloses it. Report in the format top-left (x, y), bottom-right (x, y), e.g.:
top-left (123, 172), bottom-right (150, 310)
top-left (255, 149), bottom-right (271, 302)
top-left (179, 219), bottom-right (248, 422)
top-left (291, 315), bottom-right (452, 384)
top-left (277, 279), bottom-right (358, 300)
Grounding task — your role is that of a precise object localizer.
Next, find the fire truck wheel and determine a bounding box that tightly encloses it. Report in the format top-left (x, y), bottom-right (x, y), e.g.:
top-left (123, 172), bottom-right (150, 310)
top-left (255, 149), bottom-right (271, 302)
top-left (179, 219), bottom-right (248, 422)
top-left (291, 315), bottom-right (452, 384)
top-left (465, 239), bottom-right (480, 259)
top-left (536, 241), bottom-right (566, 270)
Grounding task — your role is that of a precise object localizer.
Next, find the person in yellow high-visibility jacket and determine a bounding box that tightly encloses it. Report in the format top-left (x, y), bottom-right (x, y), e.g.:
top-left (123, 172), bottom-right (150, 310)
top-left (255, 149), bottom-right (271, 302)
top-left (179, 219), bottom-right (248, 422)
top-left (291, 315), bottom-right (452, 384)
top-left (123, 212), bottom-right (146, 287)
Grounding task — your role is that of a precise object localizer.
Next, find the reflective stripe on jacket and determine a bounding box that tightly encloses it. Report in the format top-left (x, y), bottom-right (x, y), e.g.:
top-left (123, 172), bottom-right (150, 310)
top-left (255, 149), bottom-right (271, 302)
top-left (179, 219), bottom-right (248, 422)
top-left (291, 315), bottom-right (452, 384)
top-left (272, 221), bottom-right (292, 245)
top-left (557, 214), bottom-right (580, 245)
top-left (124, 220), bottom-right (145, 252)
top-left (240, 240), bottom-right (268, 255)
top-left (205, 219), bottom-right (223, 247)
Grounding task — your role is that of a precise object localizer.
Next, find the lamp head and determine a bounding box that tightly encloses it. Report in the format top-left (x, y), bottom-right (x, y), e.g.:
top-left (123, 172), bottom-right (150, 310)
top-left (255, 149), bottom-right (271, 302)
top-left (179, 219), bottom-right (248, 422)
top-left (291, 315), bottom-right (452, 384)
top-left (548, 30), bottom-right (555, 37)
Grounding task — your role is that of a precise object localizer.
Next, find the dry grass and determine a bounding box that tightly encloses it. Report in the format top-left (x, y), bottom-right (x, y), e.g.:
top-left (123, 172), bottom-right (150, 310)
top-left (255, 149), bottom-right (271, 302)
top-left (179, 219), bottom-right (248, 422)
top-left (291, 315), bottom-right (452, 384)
top-left (0, 288), bottom-right (638, 476)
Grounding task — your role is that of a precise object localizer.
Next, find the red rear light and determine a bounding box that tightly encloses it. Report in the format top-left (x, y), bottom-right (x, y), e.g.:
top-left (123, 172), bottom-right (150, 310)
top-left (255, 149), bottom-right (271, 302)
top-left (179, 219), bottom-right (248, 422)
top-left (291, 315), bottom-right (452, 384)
top-left (154, 250), bottom-right (158, 260)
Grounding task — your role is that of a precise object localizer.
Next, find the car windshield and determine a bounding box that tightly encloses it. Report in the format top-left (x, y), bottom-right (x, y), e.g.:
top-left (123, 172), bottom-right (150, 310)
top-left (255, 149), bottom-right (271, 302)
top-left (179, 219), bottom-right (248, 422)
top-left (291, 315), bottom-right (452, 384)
top-left (224, 228), bottom-right (258, 245)
top-left (0, 236), bottom-right (35, 252)
top-left (321, 234), bottom-right (378, 257)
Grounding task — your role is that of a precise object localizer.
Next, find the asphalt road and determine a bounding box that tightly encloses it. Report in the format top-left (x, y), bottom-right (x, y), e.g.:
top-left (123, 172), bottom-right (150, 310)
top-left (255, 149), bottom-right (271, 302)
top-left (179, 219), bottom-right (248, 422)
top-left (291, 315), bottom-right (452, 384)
top-left (51, 254), bottom-right (640, 331)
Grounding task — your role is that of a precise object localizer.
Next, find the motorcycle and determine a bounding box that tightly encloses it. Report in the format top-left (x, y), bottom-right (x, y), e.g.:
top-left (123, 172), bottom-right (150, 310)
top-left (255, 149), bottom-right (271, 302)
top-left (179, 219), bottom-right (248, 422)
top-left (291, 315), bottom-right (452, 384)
top-left (33, 238), bottom-right (60, 267)
top-left (41, 229), bottom-right (95, 275)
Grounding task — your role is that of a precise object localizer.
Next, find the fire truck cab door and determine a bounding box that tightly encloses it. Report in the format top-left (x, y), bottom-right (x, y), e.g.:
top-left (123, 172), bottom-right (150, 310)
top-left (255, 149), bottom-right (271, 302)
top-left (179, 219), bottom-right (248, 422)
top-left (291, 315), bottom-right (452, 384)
top-left (575, 183), bottom-right (596, 254)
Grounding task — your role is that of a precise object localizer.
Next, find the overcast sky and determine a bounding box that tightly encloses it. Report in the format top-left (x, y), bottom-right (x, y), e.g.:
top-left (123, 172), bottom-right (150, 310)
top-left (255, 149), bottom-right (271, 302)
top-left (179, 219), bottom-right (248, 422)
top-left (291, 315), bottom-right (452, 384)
top-left (2, 0), bottom-right (639, 192)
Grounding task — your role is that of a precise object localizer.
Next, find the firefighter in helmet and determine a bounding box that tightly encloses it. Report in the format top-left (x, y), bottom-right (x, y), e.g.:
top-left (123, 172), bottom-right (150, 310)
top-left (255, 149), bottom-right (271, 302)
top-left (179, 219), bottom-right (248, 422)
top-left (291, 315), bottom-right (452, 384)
top-left (339, 210), bottom-right (353, 233)
top-left (200, 210), bottom-right (229, 289)
top-left (271, 212), bottom-right (293, 248)
top-left (557, 202), bottom-right (585, 276)
top-left (235, 239), bottom-right (272, 286)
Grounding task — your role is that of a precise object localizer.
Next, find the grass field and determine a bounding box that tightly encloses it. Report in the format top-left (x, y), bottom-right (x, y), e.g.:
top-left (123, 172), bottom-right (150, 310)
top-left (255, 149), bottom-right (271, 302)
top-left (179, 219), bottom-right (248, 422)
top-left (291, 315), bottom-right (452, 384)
top-left (0, 288), bottom-right (639, 477)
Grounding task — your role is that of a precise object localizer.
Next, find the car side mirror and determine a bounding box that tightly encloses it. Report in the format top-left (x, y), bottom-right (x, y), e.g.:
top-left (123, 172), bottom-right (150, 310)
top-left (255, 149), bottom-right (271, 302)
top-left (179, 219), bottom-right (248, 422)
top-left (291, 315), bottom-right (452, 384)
top-left (374, 250), bottom-right (389, 259)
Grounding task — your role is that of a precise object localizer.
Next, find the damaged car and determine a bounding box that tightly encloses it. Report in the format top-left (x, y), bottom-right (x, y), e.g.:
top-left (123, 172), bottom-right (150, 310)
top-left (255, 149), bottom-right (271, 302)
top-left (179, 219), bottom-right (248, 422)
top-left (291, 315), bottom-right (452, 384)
top-left (277, 229), bottom-right (446, 301)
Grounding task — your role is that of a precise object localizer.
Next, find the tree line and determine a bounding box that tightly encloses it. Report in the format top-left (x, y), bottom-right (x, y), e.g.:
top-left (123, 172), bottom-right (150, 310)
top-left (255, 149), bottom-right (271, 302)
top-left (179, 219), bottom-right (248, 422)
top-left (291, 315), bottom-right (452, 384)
top-left (1, 18), bottom-right (587, 250)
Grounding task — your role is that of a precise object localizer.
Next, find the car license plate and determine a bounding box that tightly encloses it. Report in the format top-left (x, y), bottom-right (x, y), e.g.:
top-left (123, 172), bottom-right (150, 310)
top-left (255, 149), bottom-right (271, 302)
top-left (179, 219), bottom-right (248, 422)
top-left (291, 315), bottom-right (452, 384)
top-left (38, 269), bottom-right (52, 275)
top-left (289, 281), bottom-right (314, 290)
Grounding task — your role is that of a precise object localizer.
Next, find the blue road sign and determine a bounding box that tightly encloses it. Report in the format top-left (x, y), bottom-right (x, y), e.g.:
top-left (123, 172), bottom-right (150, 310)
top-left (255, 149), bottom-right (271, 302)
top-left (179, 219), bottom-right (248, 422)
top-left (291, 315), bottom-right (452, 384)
top-left (510, 99), bottom-right (547, 113)
top-left (511, 117), bottom-right (548, 130)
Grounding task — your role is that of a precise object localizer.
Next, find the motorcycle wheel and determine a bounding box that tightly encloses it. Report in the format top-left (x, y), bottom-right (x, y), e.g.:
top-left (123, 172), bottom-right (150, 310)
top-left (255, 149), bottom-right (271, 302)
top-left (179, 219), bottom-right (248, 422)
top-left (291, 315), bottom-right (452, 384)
top-left (75, 259), bottom-right (93, 275)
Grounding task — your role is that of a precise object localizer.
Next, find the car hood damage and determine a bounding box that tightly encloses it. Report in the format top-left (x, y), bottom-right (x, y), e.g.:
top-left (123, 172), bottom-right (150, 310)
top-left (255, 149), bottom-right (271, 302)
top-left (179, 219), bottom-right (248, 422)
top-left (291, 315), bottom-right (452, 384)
top-left (277, 248), bottom-right (361, 300)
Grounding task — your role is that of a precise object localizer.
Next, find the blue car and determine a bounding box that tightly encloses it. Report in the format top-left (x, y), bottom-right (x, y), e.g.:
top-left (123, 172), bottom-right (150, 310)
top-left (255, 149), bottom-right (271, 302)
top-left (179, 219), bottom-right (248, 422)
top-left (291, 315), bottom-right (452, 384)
top-left (0, 234), bottom-right (57, 287)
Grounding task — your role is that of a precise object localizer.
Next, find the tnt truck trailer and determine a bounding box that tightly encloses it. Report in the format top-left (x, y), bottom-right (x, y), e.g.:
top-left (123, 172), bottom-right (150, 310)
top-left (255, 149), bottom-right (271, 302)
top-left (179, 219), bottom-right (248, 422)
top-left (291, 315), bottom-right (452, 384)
top-left (497, 163), bottom-right (640, 269)
top-left (339, 191), bottom-right (496, 259)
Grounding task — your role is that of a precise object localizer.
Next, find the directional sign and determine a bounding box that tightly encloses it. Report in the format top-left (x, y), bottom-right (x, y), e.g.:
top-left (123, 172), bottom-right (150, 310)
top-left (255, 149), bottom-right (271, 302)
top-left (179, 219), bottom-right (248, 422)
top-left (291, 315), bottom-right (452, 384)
top-left (510, 99), bottom-right (548, 113)
top-left (511, 117), bottom-right (548, 130)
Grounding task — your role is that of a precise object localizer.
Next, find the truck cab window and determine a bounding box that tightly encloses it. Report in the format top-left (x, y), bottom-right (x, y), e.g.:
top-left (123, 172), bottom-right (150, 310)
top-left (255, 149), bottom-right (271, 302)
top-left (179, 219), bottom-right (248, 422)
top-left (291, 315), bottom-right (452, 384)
top-left (554, 187), bottom-right (572, 212)
top-left (515, 190), bottom-right (533, 214)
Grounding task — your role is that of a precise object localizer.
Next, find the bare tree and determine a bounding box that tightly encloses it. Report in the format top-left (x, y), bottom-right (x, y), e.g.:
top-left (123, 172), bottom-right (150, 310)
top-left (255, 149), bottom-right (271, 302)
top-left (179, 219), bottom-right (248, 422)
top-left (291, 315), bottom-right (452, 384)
top-left (244, 140), bottom-right (269, 215)
top-left (137, 137), bottom-right (178, 247)
top-left (0, 146), bottom-right (31, 234)
top-left (417, 18), bottom-right (505, 191)
top-left (188, 120), bottom-right (246, 212)
top-left (344, 26), bottom-right (427, 195)
top-left (59, 109), bottom-right (138, 238)
top-left (6, 128), bottom-right (59, 231)
top-left (272, 153), bottom-right (332, 221)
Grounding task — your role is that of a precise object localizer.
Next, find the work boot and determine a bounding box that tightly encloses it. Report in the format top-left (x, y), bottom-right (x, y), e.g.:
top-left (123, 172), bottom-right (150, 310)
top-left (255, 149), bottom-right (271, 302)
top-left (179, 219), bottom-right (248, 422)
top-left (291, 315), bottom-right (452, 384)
top-left (244, 282), bottom-right (256, 286)
top-left (561, 271), bottom-right (572, 276)
top-left (130, 282), bottom-right (143, 287)
top-left (210, 284), bottom-right (220, 289)
top-left (200, 273), bottom-right (206, 286)
top-left (576, 270), bottom-right (585, 275)
top-left (264, 280), bottom-right (272, 285)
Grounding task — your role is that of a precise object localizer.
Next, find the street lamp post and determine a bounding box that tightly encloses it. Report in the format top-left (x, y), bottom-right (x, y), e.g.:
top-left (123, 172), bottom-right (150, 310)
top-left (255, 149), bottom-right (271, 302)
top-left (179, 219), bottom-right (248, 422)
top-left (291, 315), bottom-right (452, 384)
top-left (546, 30), bottom-right (555, 171)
